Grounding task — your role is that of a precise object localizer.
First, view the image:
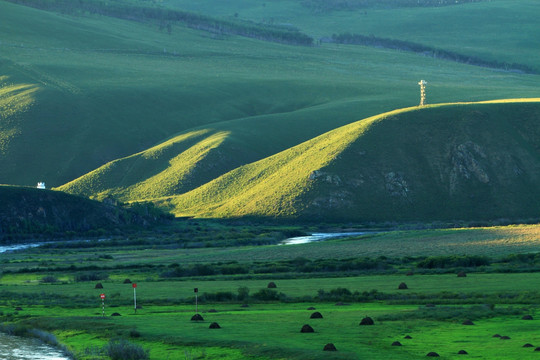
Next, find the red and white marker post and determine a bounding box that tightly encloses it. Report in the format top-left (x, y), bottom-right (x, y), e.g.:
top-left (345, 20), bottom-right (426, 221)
top-left (100, 293), bottom-right (105, 317)
top-left (132, 283), bottom-right (137, 314)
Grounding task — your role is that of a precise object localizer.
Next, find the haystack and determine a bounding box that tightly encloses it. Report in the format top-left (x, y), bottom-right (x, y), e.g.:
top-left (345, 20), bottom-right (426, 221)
top-left (123, 278), bottom-right (132, 284)
top-left (310, 312), bottom-right (323, 319)
top-left (359, 316), bottom-right (374, 325)
top-left (307, 306), bottom-right (316, 310)
top-left (426, 352), bottom-right (440, 357)
top-left (457, 350), bottom-right (468, 354)
top-left (457, 271), bottom-right (467, 277)
top-left (522, 315), bottom-right (533, 320)
top-left (209, 322), bottom-right (221, 329)
top-left (462, 320), bottom-right (474, 325)
top-left (111, 312), bottom-right (121, 316)
top-left (398, 282), bottom-right (408, 290)
top-left (191, 314), bottom-right (204, 321)
top-left (323, 343), bottom-right (337, 351)
top-left (535, 347), bottom-right (540, 352)
top-left (523, 343), bottom-right (534, 348)
top-left (267, 282), bottom-right (277, 288)
top-left (391, 341), bottom-right (402, 346)
top-left (404, 335), bottom-right (412, 339)
top-left (95, 283), bottom-right (103, 289)
top-left (14, 307), bottom-right (23, 311)
top-left (492, 334), bottom-right (501, 338)
top-left (500, 336), bottom-right (511, 340)
top-left (208, 309), bottom-right (217, 313)
top-left (300, 324), bottom-right (314, 333)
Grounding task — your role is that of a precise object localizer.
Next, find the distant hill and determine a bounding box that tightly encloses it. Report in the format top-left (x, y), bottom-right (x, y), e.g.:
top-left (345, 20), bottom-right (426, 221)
top-left (1, 0), bottom-right (539, 190)
top-left (0, 185), bottom-right (162, 240)
top-left (142, 100), bottom-right (540, 222)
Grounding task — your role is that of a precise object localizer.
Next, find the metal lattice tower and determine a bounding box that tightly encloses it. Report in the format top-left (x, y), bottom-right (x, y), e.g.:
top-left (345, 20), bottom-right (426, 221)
top-left (418, 80), bottom-right (427, 106)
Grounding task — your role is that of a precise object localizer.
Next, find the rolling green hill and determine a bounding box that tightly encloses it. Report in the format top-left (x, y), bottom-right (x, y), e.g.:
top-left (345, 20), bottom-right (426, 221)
top-left (1, 0), bottom-right (539, 191)
top-left (148, 99), bottom-right (540, 222)
top-left (165, 0), bottom-right (540, 72)
top-left (2, 0), bottom-right (540, 222)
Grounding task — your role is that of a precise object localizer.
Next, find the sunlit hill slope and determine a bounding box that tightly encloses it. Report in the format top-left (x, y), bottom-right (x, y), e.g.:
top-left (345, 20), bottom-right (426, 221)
top-left (149, 100), bottom-right (540, 222)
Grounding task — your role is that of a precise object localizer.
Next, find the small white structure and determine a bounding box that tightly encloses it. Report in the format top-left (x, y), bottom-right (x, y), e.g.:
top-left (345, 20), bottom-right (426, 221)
top-left (418, 80), bottom-right (427, 106)
top-left (37, 182), bottom-right (46, 189)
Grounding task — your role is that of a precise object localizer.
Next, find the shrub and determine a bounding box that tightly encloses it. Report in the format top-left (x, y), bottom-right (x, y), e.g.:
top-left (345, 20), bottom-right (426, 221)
top-left (104, 339), bottom-right (149, 360)
top-left (75, 272), bottom-right (109, 282)
top-left (203, 291), bottom-right (235, 302)
top-left (237, 286), bottom-right (250, 302)
top-left (40, 275), bottom-right (59, 283)
top-left (417, 255), bottom-right (490, 269)
top-left (252, 289), bottom-right (280, 301)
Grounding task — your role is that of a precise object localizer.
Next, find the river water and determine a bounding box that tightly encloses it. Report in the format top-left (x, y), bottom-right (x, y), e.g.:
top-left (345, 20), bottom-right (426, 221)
top-left (0, 332), bottom-right (70, 360)
top-left (280, 232), bottom-right (368, 245)
top-left (0, 245), bottom-right (71, 359)
top-left (0, 243), bottom-right (42, 253)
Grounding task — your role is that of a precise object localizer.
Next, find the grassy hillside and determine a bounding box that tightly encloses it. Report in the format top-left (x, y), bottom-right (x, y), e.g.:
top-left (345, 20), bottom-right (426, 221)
top-left (153, 100), bottom-right (540, 222)
top-left (1, 0), bottom-right (539, 191)
top-left (166, 0), bottom-right (540, 72)
top-left (0, 185), bottom-right (161, 239)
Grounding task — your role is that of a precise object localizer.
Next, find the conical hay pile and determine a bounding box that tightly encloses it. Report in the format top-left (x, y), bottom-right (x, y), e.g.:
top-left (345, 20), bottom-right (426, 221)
top-left (191, 314), bottom-right (204, 321)
top-left (323, 343), bottom-right (337, 351)
top-left (310, 312), bottom-right (323, 319)
top-left (359, 316), bottom-right (374, 325)
top-left (300, 324), bottom-right (314, 333)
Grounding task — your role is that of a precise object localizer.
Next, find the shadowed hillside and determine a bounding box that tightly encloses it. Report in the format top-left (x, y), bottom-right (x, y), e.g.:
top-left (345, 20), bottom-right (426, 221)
top-left (156, 100), bottom-right (540, 222)
top-left (0, 185), bottom-right (163, 240)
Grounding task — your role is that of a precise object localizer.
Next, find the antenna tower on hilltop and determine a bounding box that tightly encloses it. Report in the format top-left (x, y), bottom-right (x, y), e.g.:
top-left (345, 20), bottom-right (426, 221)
top-left (418, 80), bottom-right (427, 106)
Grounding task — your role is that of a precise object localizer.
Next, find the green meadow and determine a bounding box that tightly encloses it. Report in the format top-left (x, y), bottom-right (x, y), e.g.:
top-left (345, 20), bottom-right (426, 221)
top-left (1, 223), bottom-right (540, 359)
top-left (2, 1), bottom-right (540, 359)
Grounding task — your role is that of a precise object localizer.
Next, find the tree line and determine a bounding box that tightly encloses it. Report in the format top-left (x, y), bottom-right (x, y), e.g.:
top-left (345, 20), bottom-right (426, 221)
top-left (301, 0), bottom-right (486, 12)
top-left (328, 32), bottom-right (535, 74)
top-left (7, 0), bottom-right (314, 46)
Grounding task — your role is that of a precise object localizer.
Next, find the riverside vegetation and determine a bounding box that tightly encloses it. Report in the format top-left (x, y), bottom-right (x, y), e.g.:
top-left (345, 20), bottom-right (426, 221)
top-left (1, 222), bottom-right (540, 359)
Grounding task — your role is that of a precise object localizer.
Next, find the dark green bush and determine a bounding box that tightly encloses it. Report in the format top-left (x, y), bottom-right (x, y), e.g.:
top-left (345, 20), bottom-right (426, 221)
top-left (104, 339), bottom-right (149, 360)
top-left (75, 272), bottom-right (109, 282)
top-left (40, 275), bottom-right (59, 283)
top-left (253, 289), bottom-right (280, 301)
top-left (417, 255), bottom-right (490, 269)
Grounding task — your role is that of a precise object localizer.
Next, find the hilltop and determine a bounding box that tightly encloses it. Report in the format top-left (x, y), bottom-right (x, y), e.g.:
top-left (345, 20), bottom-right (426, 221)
top-left (144, 100), bottom-right (540, 222)
top-left (1, 0), bottom-right (539, 190)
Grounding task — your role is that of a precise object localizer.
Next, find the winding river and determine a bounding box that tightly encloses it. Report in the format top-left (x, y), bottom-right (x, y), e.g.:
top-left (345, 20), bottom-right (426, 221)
top-left (0, 243), bottom-right (42, 253)
top-left (280, 232), bottom-right (369, 245)
top-left (0, 332), bottom-right (70, 360)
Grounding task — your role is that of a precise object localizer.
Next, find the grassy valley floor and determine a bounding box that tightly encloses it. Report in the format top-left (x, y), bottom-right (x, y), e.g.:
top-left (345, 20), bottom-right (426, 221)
top-left (1, 223), bottom-right (539, 359)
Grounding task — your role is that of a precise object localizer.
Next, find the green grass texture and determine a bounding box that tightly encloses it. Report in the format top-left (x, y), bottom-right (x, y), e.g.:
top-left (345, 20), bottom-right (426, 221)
top-left (1, 0), bottom-right (539, 193)
top-left (130, 100), bottom-right (540, 222)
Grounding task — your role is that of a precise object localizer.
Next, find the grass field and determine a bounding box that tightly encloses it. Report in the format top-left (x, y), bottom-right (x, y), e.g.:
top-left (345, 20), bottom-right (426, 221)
top-left (1, 0), bottom-right (539, 194)
top-left (2, 1), bottom-right (540, 358)
top-left (1, 223), bottom-right (540, 359)
top-left (167, 0), bottom-right (540, 71)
